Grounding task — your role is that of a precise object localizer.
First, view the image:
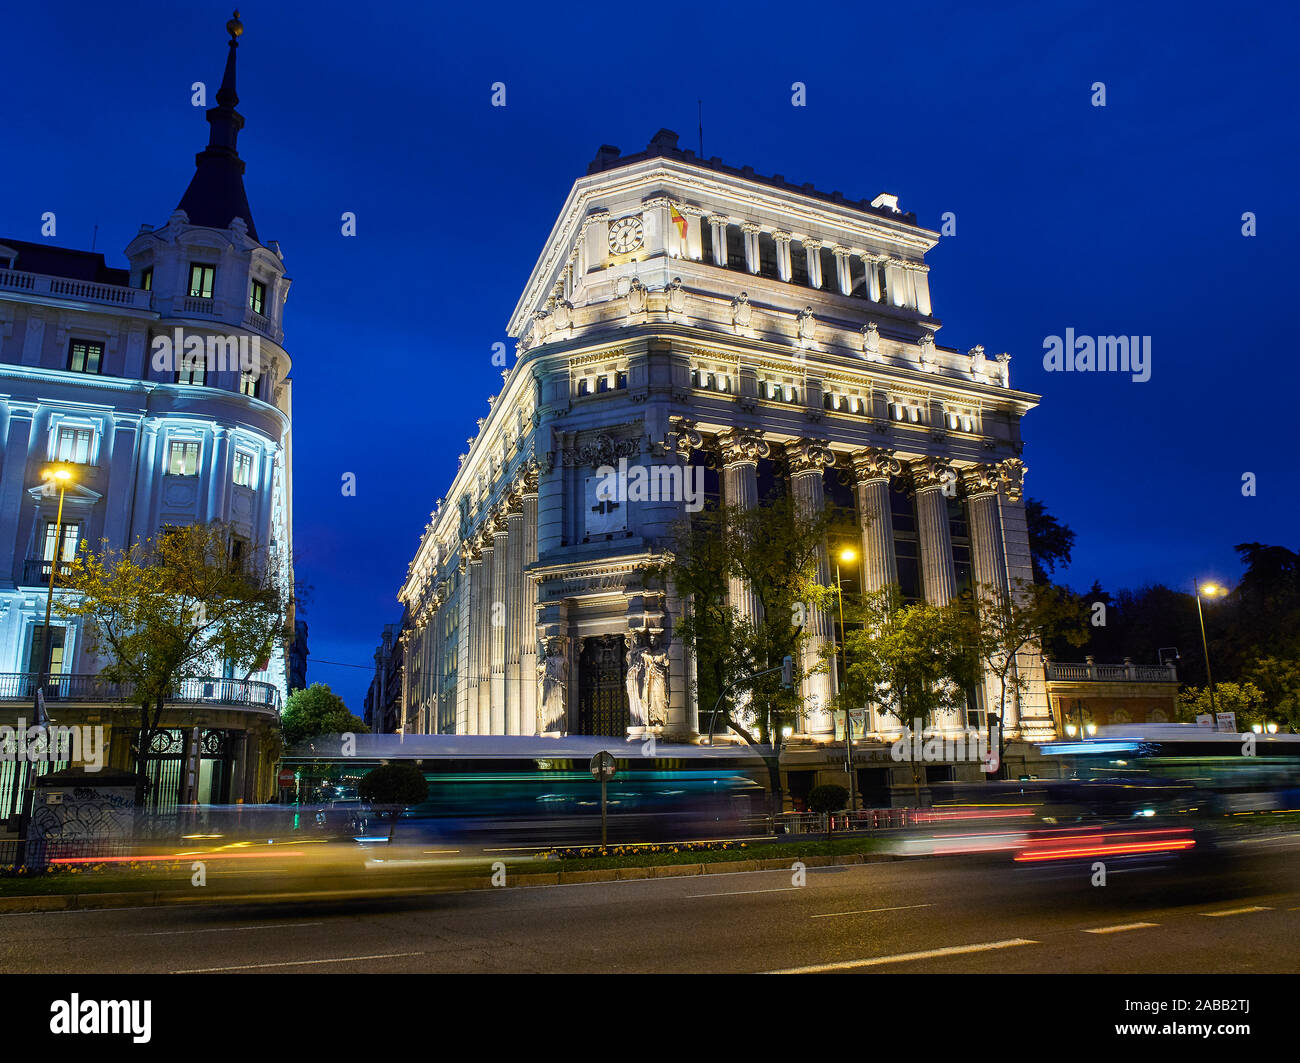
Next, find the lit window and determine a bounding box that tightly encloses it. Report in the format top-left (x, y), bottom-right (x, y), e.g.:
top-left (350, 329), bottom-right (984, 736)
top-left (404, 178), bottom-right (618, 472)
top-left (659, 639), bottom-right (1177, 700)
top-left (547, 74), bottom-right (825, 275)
top-left (240, 371), bottom-right (258, 398)
top-left (55, 426), bottom-right (93, 464)
top-left (67, 340), bottom-right (104, 374)
top-left (168, 440), bottom-right (200, 476)
top-left (188, 263), bottom-right (215, 299)
top-left (43, 521), bottom-right (81, 562)
top-left (140, 267), bottom-right (153, 291)
top-left (232, 451), bottom-right (254, 487)
top-left (249, 279), bottom-right (266, 315)
top-left (176, 352), bottom-right (205, 386)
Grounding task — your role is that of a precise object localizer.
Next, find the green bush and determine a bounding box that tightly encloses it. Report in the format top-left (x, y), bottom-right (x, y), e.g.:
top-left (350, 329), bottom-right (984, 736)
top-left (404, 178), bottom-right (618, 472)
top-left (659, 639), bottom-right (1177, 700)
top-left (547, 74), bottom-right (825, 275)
top-left (807, 784), bottom-right (849, 813)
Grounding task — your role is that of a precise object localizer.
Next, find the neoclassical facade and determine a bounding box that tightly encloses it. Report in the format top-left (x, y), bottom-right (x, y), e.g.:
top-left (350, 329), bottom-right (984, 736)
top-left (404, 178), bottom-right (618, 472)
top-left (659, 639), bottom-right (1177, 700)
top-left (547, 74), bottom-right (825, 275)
top-left (0, 14), bottom-right (294, 807)
top-left (399, 130), bottom-right (1049, 743)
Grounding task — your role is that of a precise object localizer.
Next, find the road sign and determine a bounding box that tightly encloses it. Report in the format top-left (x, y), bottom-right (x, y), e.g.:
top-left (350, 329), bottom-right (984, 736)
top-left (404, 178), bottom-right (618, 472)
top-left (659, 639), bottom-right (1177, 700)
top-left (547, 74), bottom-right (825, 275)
top-left (589, 751), bottom-right (617, 780)
top-left (278, 768), bottom-right (295, 787)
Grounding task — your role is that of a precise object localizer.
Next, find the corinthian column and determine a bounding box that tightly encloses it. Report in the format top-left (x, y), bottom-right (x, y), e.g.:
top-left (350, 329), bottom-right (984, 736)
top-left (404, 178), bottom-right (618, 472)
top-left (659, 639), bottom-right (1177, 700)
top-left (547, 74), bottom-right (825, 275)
top-left (788, 438), bottom-right (837, 736)
top-left (911, 456), bottom-right (958, 606)
top-left (718, 427), bottom-right (769, 628)
top-left (504, 493), bottom-right (524, 735)
top-left (490, 508), bottom-right (509, 735)
top-left (852, 448), bottom-right (901, 593)
top-left (460, 543), bottom-right (480, 734)
top-left (477, 529), bottom-right (495, 734)
top-left (520, 462), bottom-right (540, 734)
top-left (963, 463), bottom-right (1011, 734)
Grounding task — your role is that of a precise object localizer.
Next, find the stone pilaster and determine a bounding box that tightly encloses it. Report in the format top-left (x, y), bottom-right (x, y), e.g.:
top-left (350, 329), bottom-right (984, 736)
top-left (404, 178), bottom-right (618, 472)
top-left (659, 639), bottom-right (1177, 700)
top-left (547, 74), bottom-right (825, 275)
top-left (520, 463), bottom-right (540, 734)
top-left (505, 493), bottom-right (524, 735)
top-left (490, 510), bottom-right (509, 734)
top-left (476, 530), bottom-right (494, 734)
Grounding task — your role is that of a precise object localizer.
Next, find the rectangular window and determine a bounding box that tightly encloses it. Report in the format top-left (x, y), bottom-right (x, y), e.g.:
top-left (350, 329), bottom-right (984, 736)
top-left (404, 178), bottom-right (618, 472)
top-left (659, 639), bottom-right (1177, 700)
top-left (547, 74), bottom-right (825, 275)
top-left (249, 279), bottom-right (266, 315)
top-left (55, 426), bottom-right (93, 464)
top-left (67, 339), bottom-right (104, 374)
top-left (168, 440), bottom-right (200, 476)
top-left (29, 625), bottom-right (67, 676)
top-left (176, 357), bottom-right (206, 386)
top-left (188, 263), bottom-right (215, 299)
top-left (43, 521), bottom-right (81, 562)
top-left (141, 266), bottom-right (153, 291)
top-left (240, 371), bottom-right (258, 398)
top-left (232, 450), bottom-right (254, 487)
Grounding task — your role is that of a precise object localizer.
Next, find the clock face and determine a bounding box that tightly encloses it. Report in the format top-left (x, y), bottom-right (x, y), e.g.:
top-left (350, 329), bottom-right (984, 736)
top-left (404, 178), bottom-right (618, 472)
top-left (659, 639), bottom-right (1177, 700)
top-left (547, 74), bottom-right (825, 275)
top-left (608, 216), bottom-right (645, 254)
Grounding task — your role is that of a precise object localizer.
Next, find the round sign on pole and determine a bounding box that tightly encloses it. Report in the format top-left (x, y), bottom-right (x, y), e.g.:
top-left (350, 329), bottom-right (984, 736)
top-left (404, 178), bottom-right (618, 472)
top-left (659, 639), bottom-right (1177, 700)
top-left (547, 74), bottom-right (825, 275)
top-left (589, 751), bottom-right (617, 780)
top-left (278, 768), bottom-right (295, 788)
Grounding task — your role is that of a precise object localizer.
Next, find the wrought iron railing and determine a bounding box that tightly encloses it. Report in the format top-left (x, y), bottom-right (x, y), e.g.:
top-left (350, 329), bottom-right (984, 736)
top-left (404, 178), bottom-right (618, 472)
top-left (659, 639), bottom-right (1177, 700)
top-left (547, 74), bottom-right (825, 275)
top-left (0, 672), bottom-right (280, 711)
top-left (21, 558), bottom-right (73, 586)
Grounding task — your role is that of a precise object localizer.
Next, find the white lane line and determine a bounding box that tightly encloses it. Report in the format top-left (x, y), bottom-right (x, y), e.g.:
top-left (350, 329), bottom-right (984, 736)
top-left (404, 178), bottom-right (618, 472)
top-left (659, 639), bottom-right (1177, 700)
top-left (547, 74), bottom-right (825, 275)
top-left (130, 922), bottom-right (324, 937)
top-left (767, 938), bottom-right (1038, 974)
top-left (811, 904), bottom-right (932, 919)
top-left (1200, 906), bottom-right (1273, 917)
top-left (1083, 922), bottom-right (1159, 934)
top-left (173, 951), bottom-right (424, 973)
top-left (690, 887), bottom-right (804, 899)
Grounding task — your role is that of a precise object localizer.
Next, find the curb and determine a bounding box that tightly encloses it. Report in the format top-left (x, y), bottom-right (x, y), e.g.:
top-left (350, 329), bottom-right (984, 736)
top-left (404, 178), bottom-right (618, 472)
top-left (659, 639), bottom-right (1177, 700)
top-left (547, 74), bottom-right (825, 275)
top-left (0, 850), bottom-right (898, 912)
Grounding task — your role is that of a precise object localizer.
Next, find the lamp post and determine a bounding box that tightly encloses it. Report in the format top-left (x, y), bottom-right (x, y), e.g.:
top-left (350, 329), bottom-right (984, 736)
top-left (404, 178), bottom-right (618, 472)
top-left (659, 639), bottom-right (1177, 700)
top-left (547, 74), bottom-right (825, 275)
top-left (835, 547), bottom-right (858, 814)
top-left (14, 464), bottom-right (75, 864)
top-left (1193, 580), bottom-right (1224, 717)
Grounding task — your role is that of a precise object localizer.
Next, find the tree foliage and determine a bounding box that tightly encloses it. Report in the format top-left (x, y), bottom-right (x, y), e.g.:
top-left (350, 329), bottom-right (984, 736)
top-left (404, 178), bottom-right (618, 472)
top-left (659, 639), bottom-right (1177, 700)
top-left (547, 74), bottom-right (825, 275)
top-left (55, 521), bottom-right (288, 799)
top-left (281, 683), bottom-right (368, 747)
top-left (1025, 497), bottom-right (1076, 585)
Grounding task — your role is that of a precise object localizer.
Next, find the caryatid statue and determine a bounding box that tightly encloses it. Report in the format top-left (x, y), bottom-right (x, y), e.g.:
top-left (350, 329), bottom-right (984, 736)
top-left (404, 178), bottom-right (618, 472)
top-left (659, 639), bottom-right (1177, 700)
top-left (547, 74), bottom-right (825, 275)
top-left (537, 637), bottom-right (569, 733)
top-left (625, 638), bottom-right (649, 730)
top-left (643, 633), bottom-right (671, 729)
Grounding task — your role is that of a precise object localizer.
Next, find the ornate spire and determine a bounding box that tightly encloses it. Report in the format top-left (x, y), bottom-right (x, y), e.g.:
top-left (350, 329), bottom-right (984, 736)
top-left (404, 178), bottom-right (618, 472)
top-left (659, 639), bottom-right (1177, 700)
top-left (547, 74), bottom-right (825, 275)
top-left (176, 11), bottom-right (258, 240)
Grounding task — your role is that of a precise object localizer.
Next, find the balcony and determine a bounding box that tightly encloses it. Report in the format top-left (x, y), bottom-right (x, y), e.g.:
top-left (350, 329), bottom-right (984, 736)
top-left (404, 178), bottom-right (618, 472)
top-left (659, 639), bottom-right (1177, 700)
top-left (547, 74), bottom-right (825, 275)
top-left (21, 558), bottom-right (73, 586)
top-left (0, 268), bottom-right (152, 309)
top-left (0, 673), bottom-right (281, 712)
top-left (1044, 657), bottom-right (1178, 683)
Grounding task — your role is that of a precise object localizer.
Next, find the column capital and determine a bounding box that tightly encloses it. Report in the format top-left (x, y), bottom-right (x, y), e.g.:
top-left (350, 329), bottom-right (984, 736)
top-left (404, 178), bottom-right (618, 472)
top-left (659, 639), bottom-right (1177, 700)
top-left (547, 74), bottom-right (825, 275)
top-left (718, 426), bottom-right (769, 466)
top-left (787, 437), bottom-right (836, 474)
top-left (997, 458), bottom-right (1027, 501)
top-left (771, 229), bottom-right (792, 243)
top-left (802, 237), bottom-right (823, 251)
top-left (961, 463), bottom-right (1002, 495)
top-left (667, 415), bottom-right (705, 462)
top-left (740, 221), bottom-right (762, 235)
top-left (852, 447), bottom-right (902, 482)
top-left (910, 455), bottom-right (957, 491)
top-left (707, 214), bottom-right (731, 228)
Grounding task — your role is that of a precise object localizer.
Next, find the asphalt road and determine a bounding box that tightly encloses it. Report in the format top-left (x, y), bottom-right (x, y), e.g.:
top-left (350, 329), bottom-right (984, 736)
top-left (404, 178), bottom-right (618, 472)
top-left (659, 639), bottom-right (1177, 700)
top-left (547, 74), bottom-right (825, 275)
top-left (2, 835), bottom-right (1298, 974)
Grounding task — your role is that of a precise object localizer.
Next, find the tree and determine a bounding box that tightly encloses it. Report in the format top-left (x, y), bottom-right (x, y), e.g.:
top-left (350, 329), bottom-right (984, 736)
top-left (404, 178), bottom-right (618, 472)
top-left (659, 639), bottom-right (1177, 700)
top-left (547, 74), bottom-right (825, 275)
top-left (664, 493), bottom-right (844, 814)
top-left (807, 784), bottom-right (849, 814)
top-left (281, 683), bottom-right (369, 747)
top-left (358, 761), bottom-right (430, 841)
top-left (1242, 657), bottom-right (1300, 733)
top-left (56, 521), bottom-right (288, 803)
top-left (960, 579), bottom-right (1088, 776)
top-left (1024, 498), bottom-right (1076, 585)
top-left (1177, 682), bottom-right (1268, 731)
top-left (836, 586), bottom-right (982, 802)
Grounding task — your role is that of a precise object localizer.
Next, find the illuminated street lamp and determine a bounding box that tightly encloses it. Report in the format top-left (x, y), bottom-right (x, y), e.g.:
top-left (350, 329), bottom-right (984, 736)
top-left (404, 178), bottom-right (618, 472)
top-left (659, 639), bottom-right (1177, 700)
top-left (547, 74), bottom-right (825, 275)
top-left (835, 546), bottom-right (858, 813)
top-left (1194, 580), bottom-right (1225, 716)
top-left (15, 464), bottom-right (76, 865)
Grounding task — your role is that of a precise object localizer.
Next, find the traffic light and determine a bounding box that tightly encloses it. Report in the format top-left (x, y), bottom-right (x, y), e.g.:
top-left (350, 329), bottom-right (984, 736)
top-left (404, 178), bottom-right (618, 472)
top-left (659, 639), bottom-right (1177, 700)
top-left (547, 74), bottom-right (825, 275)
top-left (781, 655), bottom-right (794, 688)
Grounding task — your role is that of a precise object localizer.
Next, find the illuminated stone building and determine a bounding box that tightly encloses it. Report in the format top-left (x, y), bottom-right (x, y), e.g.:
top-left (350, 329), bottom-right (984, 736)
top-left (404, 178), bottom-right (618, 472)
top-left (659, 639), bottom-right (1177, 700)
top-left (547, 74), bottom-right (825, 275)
top-left (0, 15), bottom-right (293, 809)
top-left (399, 130), bottom-right (1048, 743)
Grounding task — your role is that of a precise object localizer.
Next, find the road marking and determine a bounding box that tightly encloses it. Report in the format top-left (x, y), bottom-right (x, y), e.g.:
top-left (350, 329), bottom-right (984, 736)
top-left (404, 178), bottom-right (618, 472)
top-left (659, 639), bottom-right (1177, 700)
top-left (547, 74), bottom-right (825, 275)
top-left (1083, 922), bottom-right (1159, 934)
top-left (691, 887), bottom-right (803, 899)
top-left (1200, 906), bottom-right (1273, 917)
top-left (130, 922), bottom-right (324, 937)
top-left (811, 904), bottom-right (932, 919)
top-left (173, 951), bottom-right (424, 973)
top-left (767, 938), bottom-right (1038, 973)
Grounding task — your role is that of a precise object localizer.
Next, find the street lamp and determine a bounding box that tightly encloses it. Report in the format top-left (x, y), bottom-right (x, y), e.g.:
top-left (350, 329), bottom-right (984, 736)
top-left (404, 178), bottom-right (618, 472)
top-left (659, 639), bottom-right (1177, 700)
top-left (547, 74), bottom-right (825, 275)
top-left (835, 546), bottom-right (858, 814)
top-left (1193, 580), bottom-right (1225, 717)
top-left (15, 464), bottom-right (76, 864)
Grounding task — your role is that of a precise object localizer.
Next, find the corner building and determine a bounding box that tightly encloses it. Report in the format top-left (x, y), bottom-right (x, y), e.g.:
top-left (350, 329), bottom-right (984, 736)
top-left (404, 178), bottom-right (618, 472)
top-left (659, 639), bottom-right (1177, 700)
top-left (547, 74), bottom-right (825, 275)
top-left (0, 16), bottom-right (294, 809)
top-left (400, 130), bottom-right (1048, 744)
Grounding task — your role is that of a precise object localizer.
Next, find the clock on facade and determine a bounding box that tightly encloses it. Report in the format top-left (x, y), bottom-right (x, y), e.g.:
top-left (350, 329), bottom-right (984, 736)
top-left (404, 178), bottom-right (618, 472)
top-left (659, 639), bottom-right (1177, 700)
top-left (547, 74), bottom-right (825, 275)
top-left (607, 215), bottom-right (644, 254)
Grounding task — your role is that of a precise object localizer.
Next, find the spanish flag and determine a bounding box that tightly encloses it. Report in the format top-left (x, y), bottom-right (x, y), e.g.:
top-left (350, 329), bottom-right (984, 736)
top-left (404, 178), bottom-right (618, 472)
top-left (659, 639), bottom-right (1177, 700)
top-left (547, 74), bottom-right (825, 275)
top-left (669, 202), bottom-right (688, 240)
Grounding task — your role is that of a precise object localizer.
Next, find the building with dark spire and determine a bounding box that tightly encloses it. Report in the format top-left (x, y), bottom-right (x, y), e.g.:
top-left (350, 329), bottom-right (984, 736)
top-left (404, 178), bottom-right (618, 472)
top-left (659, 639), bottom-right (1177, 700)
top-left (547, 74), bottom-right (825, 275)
top-left (0, 12), bottom-right (295, 812)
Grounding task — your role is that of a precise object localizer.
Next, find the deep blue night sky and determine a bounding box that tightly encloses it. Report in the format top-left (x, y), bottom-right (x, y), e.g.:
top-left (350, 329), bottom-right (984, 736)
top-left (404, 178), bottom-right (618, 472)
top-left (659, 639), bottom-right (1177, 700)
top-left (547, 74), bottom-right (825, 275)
top-left (6, 1), bottom-right (1297, 711)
